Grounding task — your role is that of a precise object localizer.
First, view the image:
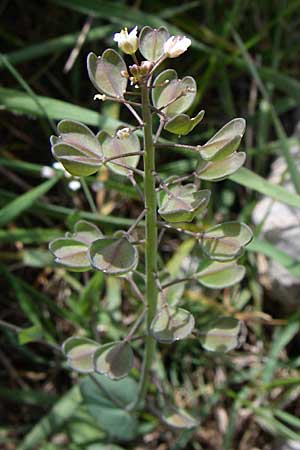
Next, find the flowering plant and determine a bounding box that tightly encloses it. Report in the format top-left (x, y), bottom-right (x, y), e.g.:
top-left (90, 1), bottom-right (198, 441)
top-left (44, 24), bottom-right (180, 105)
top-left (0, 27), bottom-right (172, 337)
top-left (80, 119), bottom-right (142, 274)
top-left (49, 25), bottom-right (251, 433)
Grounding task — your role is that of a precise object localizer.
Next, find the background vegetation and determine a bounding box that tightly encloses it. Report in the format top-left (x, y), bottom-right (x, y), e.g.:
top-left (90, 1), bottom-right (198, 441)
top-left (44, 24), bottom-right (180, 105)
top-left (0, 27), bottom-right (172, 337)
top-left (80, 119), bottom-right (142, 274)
top-left (1, 1), bottom-right (300, 449)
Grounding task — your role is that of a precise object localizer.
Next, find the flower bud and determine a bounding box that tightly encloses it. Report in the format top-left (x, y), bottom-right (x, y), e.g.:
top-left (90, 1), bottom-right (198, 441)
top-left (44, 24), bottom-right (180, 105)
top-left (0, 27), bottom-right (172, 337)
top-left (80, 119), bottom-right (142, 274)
top-left (113, 27), bottom-right (138, 55)
top-left (163, 35), bottom-right (191, 58)
top-left (139, 60), bottom-right (154, 76)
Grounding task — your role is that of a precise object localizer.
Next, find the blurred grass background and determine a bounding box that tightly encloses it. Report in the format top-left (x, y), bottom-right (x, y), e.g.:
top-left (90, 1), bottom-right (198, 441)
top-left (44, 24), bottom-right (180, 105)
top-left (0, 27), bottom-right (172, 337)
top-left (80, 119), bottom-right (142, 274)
top-left (1, 1), bottom-right (300, 449)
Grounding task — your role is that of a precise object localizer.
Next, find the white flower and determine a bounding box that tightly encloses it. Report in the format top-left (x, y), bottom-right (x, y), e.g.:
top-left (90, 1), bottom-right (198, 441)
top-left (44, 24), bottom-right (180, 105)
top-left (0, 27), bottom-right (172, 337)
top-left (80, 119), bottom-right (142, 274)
top-left (113, 27), bottom-right (138, 55)
top-left (116, 127), bottom-right (130, 139)
top-left (163, 35), bottom-right (191, 58)
top-left (68, 180), bottom-right (81, 191)
top-left (41, 165), bottom-right (55, 179)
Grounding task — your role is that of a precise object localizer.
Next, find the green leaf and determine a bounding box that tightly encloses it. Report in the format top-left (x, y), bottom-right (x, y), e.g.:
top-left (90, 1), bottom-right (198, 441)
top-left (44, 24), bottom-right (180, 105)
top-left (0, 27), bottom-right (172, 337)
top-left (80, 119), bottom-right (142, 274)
top-left (98, 129), bottom-right (140, 176)
top-left (150, 305), bottom-right (195, 344)
top-left (89, 237), bottom-right (138, 275)
top-left (67, 220), bottom-right (103, 244)
top-left (201, 222), bottom-right (253, 261)
top-left (0, 87), bottom-right (121, 131)
top-left (80, 374), bottom-right (138, 441)
top-left (62, 337), bottom-right (99, 373)
top-left (200, 118), bottom-right (246, 161)
top-left (196, 152), bottom-right (246, 181)
top-left (158, 183), bottom-right (210, 223)
top-left (93, 342), bottom-right (134, 380)
top-left (51, 120), bottom-right (102, 176)
top-left (152, 69), bottom-right (197, 117)
top-left (162, 405), bottom-right (199, 429)
top-left (18, 325), bottom-right (43, 345)
top-left (197, 260), bottom-right (246, 289)
top-left (49, 238), bottom-right (91, 271)
top-left (49, 220), bottom-right (102, 271)
top-left (230, 167), bottom-right (300, 208)
top-left (164, 110), bottom-right (205, 135)
top-left (87, 50), bottom-right (127, 98)
top-left (248, 237), bottom-right (300, 277)
top-left (200, 317), bottom-right (246, 353)
top-left (139, 26), bottom-right (170, 61)
top-left (0, 174), bottom-right (61, 227)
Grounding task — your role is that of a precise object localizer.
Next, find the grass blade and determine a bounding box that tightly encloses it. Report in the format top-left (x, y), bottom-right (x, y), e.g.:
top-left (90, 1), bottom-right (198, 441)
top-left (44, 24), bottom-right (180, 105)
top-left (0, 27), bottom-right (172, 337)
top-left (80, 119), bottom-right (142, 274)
top-left (0, 174), bottom-right (61, 227)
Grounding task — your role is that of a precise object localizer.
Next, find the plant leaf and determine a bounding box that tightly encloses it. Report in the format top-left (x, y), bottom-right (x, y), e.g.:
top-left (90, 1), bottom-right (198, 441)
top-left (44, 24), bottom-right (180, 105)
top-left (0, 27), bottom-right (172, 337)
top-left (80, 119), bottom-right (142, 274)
top-left (62, 336), bottom-right (99, 373)
top-left (162, 405), bottom-right (199, 429)
top-left (98, 130), bottom-right (140, 176)
top-left (80, 374), bottom-right (138, 441)
top-left (200, 317), bottom-right (246, 352)
top-left (152, 69), bottom-right (196, 117)
top-left (200, 118), bottom-right (246, 161)
top-left (89, 237), bottom-right (138, 275)
top-left (201, 222), bottom-right (253, 261)
top-left (93, 342), bottom-right (134, 380)
top-left (196, 152), bottom-right (246, 181)
top-left (139, 26), bottom-right (170, 61)
top-left (164, 110), bottom-right (205, 135)
top-left (158, 184), bottom-right (210, 223)
top-left (87, 50), bottom-right (127, 98)
top-left (197, 260), bottom-right (246, 288)
top-left (150, 305), bottom-right (195, 343)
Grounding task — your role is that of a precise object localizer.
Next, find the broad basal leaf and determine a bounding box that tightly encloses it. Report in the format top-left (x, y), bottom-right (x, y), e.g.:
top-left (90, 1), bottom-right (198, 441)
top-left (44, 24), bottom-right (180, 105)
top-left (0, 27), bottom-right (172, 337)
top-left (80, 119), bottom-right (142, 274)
top-left (80, 374), bottom-right (138, 441)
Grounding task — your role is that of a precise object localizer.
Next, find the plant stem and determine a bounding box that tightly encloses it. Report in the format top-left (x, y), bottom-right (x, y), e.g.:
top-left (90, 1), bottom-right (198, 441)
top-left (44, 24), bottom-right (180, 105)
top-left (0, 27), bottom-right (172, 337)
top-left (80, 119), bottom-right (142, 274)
top-left (80, 177), bottom-right (97, 214)
top-left (134, 79), bottom-right (158, 409)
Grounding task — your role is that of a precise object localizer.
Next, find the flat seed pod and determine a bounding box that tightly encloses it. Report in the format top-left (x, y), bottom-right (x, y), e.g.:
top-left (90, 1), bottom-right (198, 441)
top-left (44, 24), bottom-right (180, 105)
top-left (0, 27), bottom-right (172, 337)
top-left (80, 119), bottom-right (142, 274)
top-left (162, 406), bottom-right (199, 429)
top-left (49, 238), bottom-right (91, 271)
top-left (197, 260), bottom-right (246, 288)
top-left (200, 317), bottom-right (246, 352)
top-left (201, 222), bottom-right (253, 261)
top-left (98, 130), bottom-right (140, 176)
top-left (51, 120), bottom-right (102, 176)
top-left (150, 306), bottom-right (195, 344)
top-left (158, 184), bottom-right (210, 223)
top-left (93, 342), bottom-right (134, 380)
top-left (200, 118), bottom-right (246, 161)
top-left (152, 69), bottom-right (197, 117)
top-left (89, 237), bottom-right (138, 275)
top-left (139, 26), bottom-right (170, 61)
top-left (87, 50), bottom-right (128, 98)
top-left (164, 110), bottom-right (205, 135)
top-left (68, 220), bottom-right (103, 245)
top-left (196, 152), bottom-right (246, 181)
top-left (62, 336), bottom-right (99, 373)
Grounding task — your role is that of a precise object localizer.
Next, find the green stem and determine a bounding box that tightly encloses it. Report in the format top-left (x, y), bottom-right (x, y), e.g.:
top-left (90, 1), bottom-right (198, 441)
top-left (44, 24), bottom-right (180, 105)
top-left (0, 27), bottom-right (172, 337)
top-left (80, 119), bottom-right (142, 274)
top-left (80, 177), bottom-right (97, 214)
top-left (134, 80), bottom-right (158, 409)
